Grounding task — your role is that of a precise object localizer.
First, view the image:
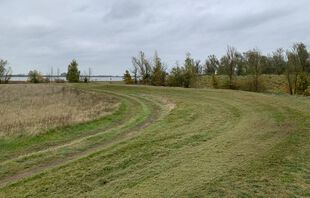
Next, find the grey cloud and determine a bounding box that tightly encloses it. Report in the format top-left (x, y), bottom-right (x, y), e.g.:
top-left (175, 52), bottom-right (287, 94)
top-left (0, 0), bottom-right (309, 75)
top-left (74, 5), bottom-right (91, 13)
top-left (104, 0), bottom-right (143, 20)
top-left (212, 8), bottom-right (296, 32)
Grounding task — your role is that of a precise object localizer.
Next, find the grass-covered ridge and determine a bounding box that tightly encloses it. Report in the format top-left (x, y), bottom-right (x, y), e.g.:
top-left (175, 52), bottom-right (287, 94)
top-left (0, 84), bottom-right (309, 197)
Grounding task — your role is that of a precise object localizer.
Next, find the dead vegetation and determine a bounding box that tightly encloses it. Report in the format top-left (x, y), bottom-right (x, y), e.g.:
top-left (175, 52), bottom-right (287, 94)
top-left (0, 84), bottom-right (119, 137)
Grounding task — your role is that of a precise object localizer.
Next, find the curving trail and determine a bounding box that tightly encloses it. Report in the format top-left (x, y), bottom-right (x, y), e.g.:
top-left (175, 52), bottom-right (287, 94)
top-left (0, 86), bottom-right (169, 188)
top-left (0, 84), bottom-right (309, 197)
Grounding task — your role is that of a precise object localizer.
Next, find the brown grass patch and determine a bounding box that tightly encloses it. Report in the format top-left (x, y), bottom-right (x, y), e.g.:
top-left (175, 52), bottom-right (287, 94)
top-left (0, 84), bottom-right (119, 137)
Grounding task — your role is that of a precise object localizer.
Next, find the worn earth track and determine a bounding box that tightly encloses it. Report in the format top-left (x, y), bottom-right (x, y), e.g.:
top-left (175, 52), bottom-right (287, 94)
top-left (0, 87), bottom-right (170, 188)
top-left (0, 85), bottom-right (309, 197)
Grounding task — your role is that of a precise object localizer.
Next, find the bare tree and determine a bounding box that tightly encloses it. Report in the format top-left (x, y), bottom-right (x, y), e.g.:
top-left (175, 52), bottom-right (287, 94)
top-left (132, 51), bottom-right (151, 84)
top-left (294, 42), bottom-right (309, 73)
top-left (244, 49), bottom-right (262, 92)
top-left (0, 59), bottom-right (12, 84)
top-left (204, 55), bottom-right (219, 75)
top-left (272, 48), bottom-right (286, 75)
top-left (194, 60), bottom-right (203, 75)
top-left (131, 64), bottom-right (138, 84)
top-left (221, 46), bottom-right (240, 89)
top-left (286, 46), bottom-right (302, 95)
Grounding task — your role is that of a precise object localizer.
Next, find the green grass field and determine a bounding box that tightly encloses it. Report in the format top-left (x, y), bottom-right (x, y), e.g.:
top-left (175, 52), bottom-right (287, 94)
top-left (0, 84), bottom-right (309, 197)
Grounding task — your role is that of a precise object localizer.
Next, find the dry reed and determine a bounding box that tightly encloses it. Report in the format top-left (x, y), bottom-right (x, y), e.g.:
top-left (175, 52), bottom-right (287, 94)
top-left (0, 84), bottom-right (119, 137)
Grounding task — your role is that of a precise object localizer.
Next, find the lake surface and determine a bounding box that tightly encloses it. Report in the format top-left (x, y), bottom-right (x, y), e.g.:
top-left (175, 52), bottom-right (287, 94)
top-left (10, 76), bottom-right (123, 82)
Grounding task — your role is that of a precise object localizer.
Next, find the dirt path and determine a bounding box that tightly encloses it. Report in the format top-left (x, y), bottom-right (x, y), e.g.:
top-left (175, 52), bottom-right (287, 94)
top-left (1, 85), bottom-right (308, 197)
top-left (0, 90), bottom-right (172, 188)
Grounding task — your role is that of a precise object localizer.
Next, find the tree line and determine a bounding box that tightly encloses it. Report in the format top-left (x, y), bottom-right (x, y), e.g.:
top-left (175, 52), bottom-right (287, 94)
top-left (0, 59), bottom-right (86, 83)
top-left (27, 60), bottom-right (83, 83)
top-left (123, 42), bottom-right (310, 95)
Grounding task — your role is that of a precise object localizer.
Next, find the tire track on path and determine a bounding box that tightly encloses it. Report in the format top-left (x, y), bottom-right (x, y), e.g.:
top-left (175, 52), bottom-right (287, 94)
top-left (0, 89), bottom-right (170, 188)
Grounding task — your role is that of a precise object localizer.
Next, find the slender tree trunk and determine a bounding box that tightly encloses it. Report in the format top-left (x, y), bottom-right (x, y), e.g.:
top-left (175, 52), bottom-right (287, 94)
top-left (294, 73), bottom-right (298, 95)
top-left (134, 73), bottom-right (137, 84)
top-left (255, 73), bottom-right (259, 92)
top-left (287, 73), bottom-right (293, 95)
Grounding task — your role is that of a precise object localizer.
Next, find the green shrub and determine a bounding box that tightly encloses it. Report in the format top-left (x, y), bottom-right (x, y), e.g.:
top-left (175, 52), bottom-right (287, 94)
top-left (235, 76), bottom-right (266, 92)
top-left (67, 60), bottom-right (80, 83)
top-left (296, 73), bottom-right (310, 95)
top-left (55, 79), bottom-right (65, 83)
top-left (123, 70), bottom-right (133, 84)
top-left (304, 86), bottom-right (310, 96)
top-left (28, 70), bottom-right (45, 83)
top-left (211, 75), bottom-right (219, 89)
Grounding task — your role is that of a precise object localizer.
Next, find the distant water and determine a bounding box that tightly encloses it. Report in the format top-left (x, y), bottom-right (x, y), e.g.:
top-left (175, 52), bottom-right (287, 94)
top-left (10, 76), bottom-right (123, 82)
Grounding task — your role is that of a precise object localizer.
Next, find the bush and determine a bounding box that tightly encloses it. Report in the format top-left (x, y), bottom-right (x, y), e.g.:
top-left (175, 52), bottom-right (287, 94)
top-left (304, 86), bottom-right (310, 96)
top-left (223, 77), bottom-right (237, 89)
top-left (83, 77), bottom-right (89, 83)
top-left (234, 76), bottom-right (266, 92)
top-left (54, 79), bottom-right (65, 83)
top-left (123, 70), bottom-right (133, 84)
top-left (211, 75), bottom-right (219, 88)
top-left (296, 73), bottom-right (309, 95)
top-left (28, 70), bottom-right (45, 83)
top-left (167, 67), bottom-right (184, 87)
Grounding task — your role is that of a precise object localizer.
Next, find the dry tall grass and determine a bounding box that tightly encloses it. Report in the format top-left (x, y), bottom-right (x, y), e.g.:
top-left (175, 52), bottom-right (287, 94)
top-left (0, 84), bottom-right (119, 137)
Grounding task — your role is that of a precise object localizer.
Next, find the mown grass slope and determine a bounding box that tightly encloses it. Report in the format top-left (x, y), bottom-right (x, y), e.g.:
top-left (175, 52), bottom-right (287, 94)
top-left (0, 84), bottom-right (309, 197)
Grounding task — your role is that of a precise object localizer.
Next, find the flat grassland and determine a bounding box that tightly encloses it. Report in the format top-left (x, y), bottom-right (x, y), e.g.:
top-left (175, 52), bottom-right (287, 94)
top-left (0, 84), bottom-right (119, 137)
top-left (0, 84), bottom-right (309, 197)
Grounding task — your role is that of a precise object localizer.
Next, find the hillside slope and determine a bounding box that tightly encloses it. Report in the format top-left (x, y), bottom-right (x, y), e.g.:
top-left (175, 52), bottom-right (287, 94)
top-left (0, 84), bottom-right (309, 197)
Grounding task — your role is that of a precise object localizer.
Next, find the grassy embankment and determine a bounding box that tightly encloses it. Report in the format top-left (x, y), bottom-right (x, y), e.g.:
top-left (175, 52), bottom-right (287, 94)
top-left (197, 74), bottom-right (289, 93)
top-left (0, 83), bottom-right (309, 197)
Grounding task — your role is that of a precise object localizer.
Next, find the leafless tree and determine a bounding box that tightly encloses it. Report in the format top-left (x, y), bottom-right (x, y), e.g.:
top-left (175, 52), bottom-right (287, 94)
top-left (132, 51), bottom-right (151, 84)
top-left (244, 49), bottom-right (262, 92)
top-left (222, 46), bottom-right (239, 89)
top-left (286, 45), bottom-right (302, 95)
top-left (0, 59), bottom-right (12, 84)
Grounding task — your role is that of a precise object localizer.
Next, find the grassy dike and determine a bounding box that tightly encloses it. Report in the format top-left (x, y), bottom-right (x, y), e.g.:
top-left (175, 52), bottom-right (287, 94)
top-left (0, 84), bottom-right (309, 197)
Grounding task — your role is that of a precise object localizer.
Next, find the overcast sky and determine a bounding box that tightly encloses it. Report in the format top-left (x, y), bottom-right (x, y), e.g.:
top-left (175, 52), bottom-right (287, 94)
top-left (0, 0), bottom-right (309, 75)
